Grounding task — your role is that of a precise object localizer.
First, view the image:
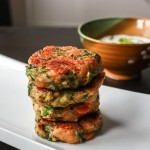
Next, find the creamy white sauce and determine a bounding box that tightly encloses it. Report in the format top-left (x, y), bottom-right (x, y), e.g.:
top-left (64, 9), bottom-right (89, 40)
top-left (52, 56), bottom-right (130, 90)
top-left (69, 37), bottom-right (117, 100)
top-left (100, 34), bottom-right (150, 44)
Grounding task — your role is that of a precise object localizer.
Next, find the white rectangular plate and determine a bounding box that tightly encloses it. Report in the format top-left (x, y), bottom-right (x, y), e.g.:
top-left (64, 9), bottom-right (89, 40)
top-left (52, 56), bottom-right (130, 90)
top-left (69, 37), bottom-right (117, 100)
top-left (0, 54), bottom-right (150, 150)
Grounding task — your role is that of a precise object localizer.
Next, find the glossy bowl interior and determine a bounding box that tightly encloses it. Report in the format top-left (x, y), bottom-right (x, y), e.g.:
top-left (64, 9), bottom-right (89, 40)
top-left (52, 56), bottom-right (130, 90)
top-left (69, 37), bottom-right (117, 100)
top-left (78, 17), bottom-right (150, 80)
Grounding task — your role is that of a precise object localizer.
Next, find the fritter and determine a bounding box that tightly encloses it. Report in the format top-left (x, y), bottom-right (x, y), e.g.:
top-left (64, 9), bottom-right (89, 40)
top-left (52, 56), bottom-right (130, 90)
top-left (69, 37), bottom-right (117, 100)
top-left (33, 97), bottom-right (99, 122)
top-left (26, 46), bottom-right (101, 91)
top-left (35, 110), bottom-right (102, 144)
top-left (28, 72), bottom-right (105, 107)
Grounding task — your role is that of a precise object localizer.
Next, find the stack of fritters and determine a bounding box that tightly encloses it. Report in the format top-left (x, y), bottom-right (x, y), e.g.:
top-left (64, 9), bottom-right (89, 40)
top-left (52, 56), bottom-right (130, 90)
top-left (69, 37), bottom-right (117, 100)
top-left (26, 46), bottom-right (105, 144)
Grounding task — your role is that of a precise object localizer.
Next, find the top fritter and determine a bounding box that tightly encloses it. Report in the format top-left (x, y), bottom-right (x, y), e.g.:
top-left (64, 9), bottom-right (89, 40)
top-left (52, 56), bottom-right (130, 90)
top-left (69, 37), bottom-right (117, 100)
top-left (26, 46), bottom-right (101, 91)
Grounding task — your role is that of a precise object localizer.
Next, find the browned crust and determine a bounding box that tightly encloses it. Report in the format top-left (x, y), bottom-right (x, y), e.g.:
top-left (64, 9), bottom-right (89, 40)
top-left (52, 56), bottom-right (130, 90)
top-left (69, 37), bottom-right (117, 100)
top-left (35, 111), bottom-right (102, 144)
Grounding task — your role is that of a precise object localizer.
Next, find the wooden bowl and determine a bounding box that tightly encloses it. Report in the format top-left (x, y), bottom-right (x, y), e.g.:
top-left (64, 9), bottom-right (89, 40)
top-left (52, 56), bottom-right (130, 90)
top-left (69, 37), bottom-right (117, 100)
top-left (78, 17), bottom-right (150, 80)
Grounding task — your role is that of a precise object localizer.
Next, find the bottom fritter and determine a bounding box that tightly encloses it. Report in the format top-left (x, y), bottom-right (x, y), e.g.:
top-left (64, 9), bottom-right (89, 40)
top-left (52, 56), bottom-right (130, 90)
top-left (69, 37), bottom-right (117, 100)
top-left (35, 110), bottom-right (102, 144)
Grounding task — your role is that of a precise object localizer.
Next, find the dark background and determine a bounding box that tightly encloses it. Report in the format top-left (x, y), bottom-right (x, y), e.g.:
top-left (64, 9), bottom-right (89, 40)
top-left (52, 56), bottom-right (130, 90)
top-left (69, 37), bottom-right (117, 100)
top-left (0, 0), bottom-right (11, 26)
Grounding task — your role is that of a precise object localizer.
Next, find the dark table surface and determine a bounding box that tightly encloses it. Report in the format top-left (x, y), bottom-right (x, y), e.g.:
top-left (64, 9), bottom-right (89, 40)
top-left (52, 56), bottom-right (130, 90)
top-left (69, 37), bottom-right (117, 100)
top-left (0, 27), bottom-right (150, 150)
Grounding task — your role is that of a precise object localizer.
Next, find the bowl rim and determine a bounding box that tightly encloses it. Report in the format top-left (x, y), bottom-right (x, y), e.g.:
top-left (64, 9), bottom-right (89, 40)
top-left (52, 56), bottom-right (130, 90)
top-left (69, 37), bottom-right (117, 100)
top-left (77, 17), bottom-right (150, 46)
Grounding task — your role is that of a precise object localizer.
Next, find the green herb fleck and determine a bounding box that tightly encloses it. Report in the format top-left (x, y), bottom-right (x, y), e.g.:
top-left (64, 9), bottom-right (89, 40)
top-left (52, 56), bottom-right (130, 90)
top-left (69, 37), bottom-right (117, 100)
top-left (48, 81), bottom-right (59, 91)
top-left (28, 84), bottom-right (32, 95)
top-left (41, 107), bottom-right (54, 116)
top-left (119, 37), bottom-right (135, 44)
top-left (81, 94), bottom-right (91, 100)
top-left (74, 131), bottom-right (82, 143)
